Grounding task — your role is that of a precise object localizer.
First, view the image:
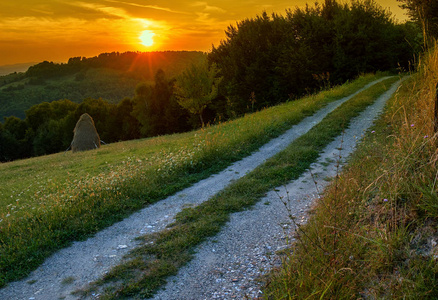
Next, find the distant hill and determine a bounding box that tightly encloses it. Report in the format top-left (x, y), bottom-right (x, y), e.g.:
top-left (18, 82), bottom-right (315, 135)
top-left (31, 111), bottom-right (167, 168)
top-left (0, 51), bottom-right (205, 120)
top-left (0, 62), bottom-right (36, 76)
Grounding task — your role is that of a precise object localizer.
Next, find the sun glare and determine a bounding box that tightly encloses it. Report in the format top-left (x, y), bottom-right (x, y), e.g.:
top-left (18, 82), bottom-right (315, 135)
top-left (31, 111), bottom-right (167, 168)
top-left (139, 30), bottom-right (155, 47)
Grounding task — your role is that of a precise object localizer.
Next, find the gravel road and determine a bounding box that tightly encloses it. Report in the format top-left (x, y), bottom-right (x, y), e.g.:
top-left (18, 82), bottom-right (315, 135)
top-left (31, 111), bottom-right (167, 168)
top-left (0, 77), bottom-right (397, 300)
top-left (153, 77), bottom-right (404, 300)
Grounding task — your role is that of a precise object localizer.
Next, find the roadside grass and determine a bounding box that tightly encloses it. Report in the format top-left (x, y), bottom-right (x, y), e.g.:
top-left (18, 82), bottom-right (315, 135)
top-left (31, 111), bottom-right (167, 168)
top-left (84, 77), bottom-right (401, 299)
top-left (264, 46), bottom-right (438, 299)
top-left (0, 73), bottom-right (384, 287)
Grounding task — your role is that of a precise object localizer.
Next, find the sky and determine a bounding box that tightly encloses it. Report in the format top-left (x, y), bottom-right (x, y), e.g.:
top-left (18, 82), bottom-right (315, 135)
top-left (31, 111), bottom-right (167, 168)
top-left (0, 0), bottom-right (408, 66)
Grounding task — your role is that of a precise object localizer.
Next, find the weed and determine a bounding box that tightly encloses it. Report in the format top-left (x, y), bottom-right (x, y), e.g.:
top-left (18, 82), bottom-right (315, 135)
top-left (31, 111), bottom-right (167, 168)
top-left (61, 276), bottom-right (76, 285)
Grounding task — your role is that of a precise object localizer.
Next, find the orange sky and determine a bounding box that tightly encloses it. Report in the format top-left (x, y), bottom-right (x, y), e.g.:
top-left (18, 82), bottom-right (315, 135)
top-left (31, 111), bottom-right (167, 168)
top-left (0, 0), bottom-right (408, 66)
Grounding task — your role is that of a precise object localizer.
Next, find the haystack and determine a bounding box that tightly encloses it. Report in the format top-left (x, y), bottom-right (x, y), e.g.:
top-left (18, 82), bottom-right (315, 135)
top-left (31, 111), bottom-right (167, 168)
top-left (71, 113), bottom-right (101, 153)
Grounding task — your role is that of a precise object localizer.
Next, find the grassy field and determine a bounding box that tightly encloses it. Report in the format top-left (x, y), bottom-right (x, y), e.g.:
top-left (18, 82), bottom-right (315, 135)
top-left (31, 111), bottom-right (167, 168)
top-left (264, 46), bottom-right (438, 298)
top-left (77, 76), bottom-right (400, 298)
top-left (0, 73), bottom-right (386, 287)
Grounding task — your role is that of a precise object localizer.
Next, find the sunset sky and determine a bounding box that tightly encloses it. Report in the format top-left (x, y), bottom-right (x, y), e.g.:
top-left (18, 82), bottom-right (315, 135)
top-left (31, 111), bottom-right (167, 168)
top-left (0, 0), bottom-right (407, 66)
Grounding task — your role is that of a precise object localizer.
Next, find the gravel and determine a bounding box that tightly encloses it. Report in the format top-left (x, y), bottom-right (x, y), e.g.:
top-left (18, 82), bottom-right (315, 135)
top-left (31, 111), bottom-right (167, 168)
top-left (0, 77), bottom-right (397, 300)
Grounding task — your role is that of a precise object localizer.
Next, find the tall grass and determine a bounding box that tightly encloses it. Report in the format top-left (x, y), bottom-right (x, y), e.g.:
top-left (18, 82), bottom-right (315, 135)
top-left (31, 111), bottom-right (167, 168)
top-left (0, 73), bottom-right (383, 287)
top-left (264, 45), bottom-right (438, 299)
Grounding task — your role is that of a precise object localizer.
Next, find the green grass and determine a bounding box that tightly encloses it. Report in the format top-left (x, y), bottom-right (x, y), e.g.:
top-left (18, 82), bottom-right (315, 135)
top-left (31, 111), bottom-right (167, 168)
top-left (264, 46), bottom-right (438, 299)
top-left (83, 76), bottom-right (400, 299)
top-left (0, 73), bottom-right (386, 287)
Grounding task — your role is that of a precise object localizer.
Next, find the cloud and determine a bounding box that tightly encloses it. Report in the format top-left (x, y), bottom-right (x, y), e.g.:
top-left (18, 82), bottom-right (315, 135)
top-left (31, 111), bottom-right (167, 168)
top-left (189, 1), bottom-right (227, 24)
top-left (104, 0), bottom-right (188, 14)
top-left (30, 8), bottom-right (54, 15)
top-left (69, 1), bottom-right (128, 19)
top-left (192, 2), bottom-right (226, 13)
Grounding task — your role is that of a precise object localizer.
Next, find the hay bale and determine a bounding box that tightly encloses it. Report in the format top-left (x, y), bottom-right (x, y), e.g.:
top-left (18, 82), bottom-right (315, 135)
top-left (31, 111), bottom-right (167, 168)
top-left (71, 113), bottom-right (101, 153)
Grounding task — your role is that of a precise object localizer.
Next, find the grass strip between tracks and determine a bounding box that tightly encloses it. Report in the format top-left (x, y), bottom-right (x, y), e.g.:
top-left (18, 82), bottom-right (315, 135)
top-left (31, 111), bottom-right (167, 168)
top-left (85, 76), bottom-right (401, 299)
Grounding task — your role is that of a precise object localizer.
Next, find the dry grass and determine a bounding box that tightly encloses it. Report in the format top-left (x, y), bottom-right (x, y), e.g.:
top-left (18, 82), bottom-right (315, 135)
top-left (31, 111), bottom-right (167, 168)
top-left (264, 44), bottom-right (438, 299)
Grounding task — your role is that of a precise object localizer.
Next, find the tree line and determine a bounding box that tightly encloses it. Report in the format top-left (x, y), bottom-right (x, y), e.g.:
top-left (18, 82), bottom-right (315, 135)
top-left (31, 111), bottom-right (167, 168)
top-left (208, 0), bottom-right (421, 117)
top-left (0, 0), bottom-right (425, 162)
top-left (0, 69), bottom-right (193, 161)
top-left (23, 51), bottom-right (205, 81)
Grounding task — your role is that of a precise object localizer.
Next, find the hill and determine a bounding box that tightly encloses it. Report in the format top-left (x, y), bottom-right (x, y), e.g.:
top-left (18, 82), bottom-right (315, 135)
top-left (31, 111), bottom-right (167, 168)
top-left (0, 51), bottom-right (205, 119)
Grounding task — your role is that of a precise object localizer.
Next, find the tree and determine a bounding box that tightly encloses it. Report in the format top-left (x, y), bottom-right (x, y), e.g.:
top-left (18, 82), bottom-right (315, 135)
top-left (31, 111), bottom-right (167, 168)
top-left (109, 97), bottom-right (141, 141)
top-left (150, 69), bottom-right (173, 135)
top-left (131, 82), bottom-right (154, 136)
top-left (397, 0), bottom-right (438, 40)
top-left (33, 119), bottom-right (65, 156)
top-left (174, 60), bottom-right (221, 127)
top-left (74, 98), bottom-right (113, 142)
top-left (1, 116), bottom-right (31, 160)
top-left (209, 12), bottom-right (290, 115)
top-left (131, 70), bottom-right (191, 136)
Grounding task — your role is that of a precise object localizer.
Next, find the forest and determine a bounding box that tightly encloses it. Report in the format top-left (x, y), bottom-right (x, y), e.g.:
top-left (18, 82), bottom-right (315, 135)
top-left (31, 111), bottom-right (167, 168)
top-left (0, 0), bottom-right (428, 162)
top-left (0, 51), bottom-right (205, 119)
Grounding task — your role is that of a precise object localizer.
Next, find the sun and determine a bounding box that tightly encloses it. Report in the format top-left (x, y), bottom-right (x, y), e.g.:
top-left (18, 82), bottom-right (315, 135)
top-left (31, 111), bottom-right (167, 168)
top-left (139, 30), bottom-right (155, 47)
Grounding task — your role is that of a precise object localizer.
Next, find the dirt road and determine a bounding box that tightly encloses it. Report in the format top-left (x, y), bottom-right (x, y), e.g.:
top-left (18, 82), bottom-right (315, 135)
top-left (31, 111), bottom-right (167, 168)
top-left (0, 77), bottom-right (399, 300)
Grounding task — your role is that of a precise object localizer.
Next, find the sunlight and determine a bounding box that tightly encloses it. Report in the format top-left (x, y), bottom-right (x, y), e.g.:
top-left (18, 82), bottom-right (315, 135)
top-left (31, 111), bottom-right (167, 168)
top-left (139, 30), bottom-right (155, 47)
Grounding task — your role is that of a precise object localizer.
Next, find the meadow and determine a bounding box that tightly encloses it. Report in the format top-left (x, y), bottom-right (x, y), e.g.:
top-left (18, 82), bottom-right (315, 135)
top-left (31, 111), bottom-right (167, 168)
top-left (0, 73), bottom-right (385, 287)
top-left (265, 45), bottom-right (438, 298)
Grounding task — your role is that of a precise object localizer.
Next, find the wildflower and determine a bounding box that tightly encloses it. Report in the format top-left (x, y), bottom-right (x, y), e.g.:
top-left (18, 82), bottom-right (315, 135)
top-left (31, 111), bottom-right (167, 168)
top-left (383, 198), bottom-right (388, 202)
top-left (411, 124), bottom-right (414, 127)
top-left (371, 130), bottom-right (375, 133)
top-left (424, 135), bottom-right (429, 138)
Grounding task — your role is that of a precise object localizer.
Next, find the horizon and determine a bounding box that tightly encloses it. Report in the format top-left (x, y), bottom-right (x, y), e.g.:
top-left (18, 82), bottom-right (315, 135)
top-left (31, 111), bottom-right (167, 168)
top-left (1, 0), bottom-right (407, 67)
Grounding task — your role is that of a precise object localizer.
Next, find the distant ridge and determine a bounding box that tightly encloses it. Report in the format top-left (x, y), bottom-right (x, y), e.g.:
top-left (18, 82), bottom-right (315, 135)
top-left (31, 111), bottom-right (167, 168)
top-left (0, 62), bottom-right (37, 76)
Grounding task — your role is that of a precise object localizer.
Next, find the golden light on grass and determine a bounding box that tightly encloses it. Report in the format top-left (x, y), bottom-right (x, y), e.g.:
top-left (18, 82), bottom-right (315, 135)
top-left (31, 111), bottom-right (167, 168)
top-left (139, 30), bottom-right (155, 47)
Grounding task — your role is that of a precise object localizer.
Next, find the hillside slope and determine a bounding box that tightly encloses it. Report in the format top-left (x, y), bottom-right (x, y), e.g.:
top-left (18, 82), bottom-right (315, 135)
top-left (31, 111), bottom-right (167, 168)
top-left (0, 74), bottom-right (387, 291)
top-left (0, 77), bottom-right (400, 300)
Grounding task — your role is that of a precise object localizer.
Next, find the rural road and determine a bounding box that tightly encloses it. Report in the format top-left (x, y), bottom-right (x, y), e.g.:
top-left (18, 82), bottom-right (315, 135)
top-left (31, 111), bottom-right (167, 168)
top-left (0, 76), bottom-right (401, 300)
top-left (153, 77), bottom-right (404, 299)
